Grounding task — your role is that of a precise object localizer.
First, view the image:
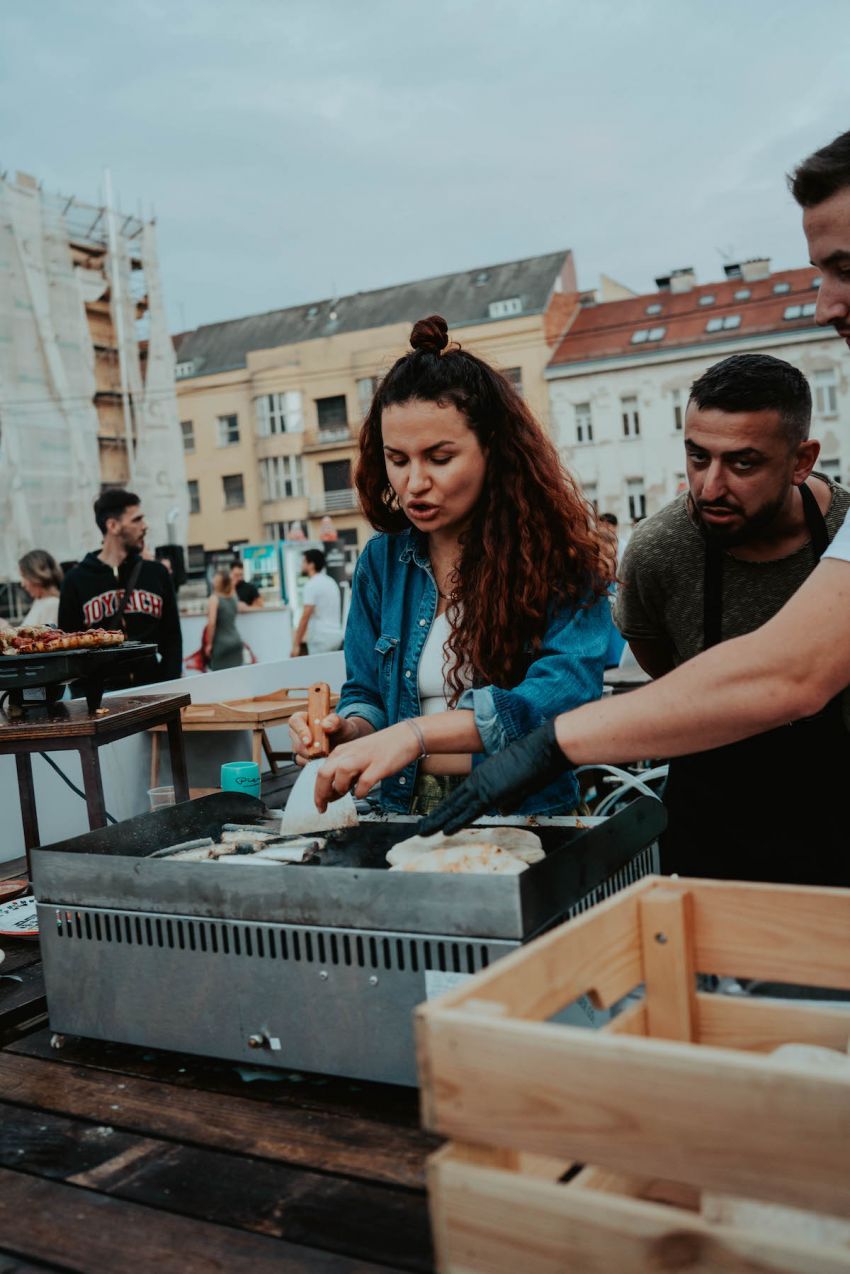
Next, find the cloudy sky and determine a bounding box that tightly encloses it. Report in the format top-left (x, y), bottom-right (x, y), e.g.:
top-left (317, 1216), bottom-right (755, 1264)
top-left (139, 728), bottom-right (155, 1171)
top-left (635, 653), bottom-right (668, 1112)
top-left (2, 0), bottom-right (846, 331)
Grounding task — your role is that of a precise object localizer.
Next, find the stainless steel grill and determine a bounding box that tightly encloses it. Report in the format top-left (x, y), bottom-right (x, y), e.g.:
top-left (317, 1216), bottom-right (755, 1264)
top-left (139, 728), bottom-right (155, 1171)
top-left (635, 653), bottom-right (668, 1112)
top-left (33, 791), bottom-right (664, 1085)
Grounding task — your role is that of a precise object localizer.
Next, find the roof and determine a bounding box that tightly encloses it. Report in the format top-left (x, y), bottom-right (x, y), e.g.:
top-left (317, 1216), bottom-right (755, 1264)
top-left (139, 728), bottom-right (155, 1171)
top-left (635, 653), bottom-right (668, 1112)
top-left (174, 251), bottom-right (571, 379)
top-left (547, 266), bottom-right (823, 371)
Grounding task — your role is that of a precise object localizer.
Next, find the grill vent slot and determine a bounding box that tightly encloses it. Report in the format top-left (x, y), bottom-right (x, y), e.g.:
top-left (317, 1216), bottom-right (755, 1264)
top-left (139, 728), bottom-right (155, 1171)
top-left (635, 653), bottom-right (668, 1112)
top-left (52, 908), bottom-right (495, 976)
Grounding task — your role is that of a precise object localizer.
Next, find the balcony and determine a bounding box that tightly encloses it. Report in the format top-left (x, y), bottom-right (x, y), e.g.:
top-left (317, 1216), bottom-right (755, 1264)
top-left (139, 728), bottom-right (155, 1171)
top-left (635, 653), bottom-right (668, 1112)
top-left (308, 489), bottom-right (359, 515)
top-left (303, 424), bottom-right (355, 452)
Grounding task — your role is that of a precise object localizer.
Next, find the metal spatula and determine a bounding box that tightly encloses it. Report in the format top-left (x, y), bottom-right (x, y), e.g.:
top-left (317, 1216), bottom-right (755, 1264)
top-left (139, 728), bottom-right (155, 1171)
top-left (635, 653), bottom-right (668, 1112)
top-left (279, 683), bottom-right (359, 836)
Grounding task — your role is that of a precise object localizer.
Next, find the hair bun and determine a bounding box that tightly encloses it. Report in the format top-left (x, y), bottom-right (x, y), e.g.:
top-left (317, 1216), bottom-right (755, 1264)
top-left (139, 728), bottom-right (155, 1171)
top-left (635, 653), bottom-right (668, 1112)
top-left (410, 315), bottom-right (449, 354)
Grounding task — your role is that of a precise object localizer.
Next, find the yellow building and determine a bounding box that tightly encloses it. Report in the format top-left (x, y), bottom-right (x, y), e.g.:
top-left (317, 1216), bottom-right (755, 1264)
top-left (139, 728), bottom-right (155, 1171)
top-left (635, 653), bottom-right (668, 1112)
top-left (175, 251), bottom-right (578, 570)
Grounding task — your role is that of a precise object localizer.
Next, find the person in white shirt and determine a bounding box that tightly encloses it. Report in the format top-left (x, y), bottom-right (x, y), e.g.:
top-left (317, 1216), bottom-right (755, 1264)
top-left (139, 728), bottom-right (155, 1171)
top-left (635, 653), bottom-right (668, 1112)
top-left (18, 549), bottom-right (62, 627)
top-left (290, 549), bottom-right (343, 656)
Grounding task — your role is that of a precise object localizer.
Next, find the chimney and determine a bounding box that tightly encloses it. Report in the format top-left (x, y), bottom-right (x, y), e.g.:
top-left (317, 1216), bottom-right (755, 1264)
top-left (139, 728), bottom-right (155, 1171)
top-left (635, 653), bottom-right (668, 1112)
top-left (655, 267), bottom-right (697, 293)
top-left (740, 257), bottom-right (771, 282)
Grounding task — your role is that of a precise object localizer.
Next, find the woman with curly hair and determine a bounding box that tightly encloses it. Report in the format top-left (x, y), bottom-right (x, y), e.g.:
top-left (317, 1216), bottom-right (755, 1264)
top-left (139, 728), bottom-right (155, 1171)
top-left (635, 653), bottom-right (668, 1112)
top-left (289, 315), bottom-right (612, 816)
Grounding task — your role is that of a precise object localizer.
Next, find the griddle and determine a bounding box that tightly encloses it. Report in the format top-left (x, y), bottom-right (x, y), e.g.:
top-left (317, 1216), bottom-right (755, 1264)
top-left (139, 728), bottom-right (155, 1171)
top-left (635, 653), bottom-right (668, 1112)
top-left (33, 791), bottom-right (666, 1085)
top-left (0, 642), bottom-right (157, 713)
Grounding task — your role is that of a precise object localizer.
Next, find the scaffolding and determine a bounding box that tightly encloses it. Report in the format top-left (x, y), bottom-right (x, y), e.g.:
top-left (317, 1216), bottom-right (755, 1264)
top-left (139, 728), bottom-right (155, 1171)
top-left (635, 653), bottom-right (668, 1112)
top-left (0, 171), bottom-right (188, 581)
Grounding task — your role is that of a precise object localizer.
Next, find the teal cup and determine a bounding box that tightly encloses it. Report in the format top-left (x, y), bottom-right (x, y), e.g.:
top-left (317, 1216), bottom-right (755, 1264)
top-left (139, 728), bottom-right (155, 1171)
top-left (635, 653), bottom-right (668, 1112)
top-left (220, 761), bottom-right (261, 800)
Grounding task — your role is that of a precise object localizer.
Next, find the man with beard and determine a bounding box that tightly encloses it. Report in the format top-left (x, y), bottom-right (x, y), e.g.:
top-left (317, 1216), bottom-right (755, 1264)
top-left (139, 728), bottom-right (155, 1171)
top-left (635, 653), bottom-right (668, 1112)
top-left (59, 489), bottom-right (183, 690)
top-left (614, 353), bottom-right (850, 881)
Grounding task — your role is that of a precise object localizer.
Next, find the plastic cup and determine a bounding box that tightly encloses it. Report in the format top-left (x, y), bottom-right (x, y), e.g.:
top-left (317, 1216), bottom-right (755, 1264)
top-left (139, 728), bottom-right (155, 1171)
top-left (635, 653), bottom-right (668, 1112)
top-left (220, 762), bottom-right (261, 801)
top-left (148, 785), bottom-right (176, 811)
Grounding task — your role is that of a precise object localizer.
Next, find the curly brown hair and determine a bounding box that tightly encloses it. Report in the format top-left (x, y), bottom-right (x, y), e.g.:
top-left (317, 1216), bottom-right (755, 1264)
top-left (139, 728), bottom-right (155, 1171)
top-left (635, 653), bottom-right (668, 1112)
top-left (355, 315), bottom-right (610, 702)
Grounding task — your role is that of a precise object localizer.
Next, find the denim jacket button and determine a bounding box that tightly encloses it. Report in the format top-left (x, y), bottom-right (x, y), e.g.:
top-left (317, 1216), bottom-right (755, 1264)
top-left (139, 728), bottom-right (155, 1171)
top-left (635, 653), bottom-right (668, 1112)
top-left (398, 776), bottom-right (407, 785)
top-left (404, 669), bottom-right (411, 678)
top-left (419, 619), bottom-right (427, 627)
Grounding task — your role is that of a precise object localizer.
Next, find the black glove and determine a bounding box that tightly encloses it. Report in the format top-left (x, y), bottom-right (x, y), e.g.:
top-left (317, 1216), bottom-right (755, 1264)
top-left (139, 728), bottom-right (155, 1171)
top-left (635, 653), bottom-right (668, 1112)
top-left (416, 718), bottom-right (574, 837)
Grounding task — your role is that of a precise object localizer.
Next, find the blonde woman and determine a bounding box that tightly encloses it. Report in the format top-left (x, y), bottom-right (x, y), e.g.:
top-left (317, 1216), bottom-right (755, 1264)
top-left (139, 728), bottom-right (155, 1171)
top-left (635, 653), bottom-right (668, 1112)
top-left (205, 570), bottom-right (243, 671)
top-left (18, 550), bottom-right (63, 627)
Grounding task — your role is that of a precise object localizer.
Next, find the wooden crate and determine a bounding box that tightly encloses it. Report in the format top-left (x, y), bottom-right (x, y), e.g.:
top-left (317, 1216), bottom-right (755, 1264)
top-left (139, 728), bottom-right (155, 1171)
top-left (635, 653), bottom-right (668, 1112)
top-left (416, 876), bottom-right (850, 1273)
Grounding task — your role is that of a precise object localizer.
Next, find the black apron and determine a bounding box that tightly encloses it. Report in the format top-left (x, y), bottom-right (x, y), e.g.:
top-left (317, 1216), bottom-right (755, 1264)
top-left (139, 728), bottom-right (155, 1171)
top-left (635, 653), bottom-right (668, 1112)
top-left (662, 484), bottom-right (850, 886)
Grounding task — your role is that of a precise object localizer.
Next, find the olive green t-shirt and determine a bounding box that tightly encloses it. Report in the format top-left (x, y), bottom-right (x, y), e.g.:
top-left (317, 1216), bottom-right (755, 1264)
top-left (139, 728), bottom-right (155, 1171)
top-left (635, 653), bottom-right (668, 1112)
top-left (614, 476), bottom-right (850, 665)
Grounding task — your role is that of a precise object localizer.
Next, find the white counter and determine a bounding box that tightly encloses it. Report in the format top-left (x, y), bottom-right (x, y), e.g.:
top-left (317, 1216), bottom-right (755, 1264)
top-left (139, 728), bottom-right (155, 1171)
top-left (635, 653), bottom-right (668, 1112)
top-left (0, 650), bottom-right (346, 863)
top-left (180, 606), bottom-right (294, 674)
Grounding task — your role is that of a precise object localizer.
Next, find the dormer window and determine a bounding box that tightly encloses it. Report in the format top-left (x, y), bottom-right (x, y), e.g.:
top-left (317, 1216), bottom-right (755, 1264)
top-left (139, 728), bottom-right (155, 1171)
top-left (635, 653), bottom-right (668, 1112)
top-left (488, 297), bottom-right (522, 318)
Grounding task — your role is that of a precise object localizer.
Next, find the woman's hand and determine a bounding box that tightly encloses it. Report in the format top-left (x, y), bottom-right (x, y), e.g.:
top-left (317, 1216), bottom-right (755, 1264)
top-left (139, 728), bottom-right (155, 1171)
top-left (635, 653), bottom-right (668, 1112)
top-left (287, 711), bottom-right (369, 767)
top-left (313, 721), bottom-right (421, 810)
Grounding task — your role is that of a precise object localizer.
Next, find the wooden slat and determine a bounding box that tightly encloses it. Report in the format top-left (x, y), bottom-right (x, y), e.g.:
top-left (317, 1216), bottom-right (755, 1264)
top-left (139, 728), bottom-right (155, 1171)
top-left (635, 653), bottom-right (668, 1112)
top-left (683, 878), bottom-right (850, 989)
top-left (419, 1008), bottom-right (850, 1217)
top-left (638, 887), bottom-right (696, 1041)
top-left (696, 991), bottom-right (850, 1052)
top-left (8, 1028), bottom-right (422, 1130)
top-left (0, 1103), bottom-right (431, 1274)
top-left (0, 965), bottom-right (45, 1037)
top-left (0, 1167), bottom-right (403, 1274)
top-left (603, 999), bottom-right (647, 1036)
top-left (429, 1156), bottom-right (850, 1274)
top-left (0, 1052), bottom-right (429, 1189)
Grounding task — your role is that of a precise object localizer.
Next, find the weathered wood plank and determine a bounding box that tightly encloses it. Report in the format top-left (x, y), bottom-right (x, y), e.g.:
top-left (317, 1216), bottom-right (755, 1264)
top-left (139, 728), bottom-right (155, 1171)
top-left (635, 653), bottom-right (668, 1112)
top-left (0, 1166), bottom-right (405, 1273)
top-left (0, 1104), bottom-right (431, 1273)
top-left (8, 1028), bottom-right (422, 1129)
top-left (696, 990), bottom-right (850, 1052)
top-left (0, 1052), bottom-right (431, 1189)
top-left (0, 966), bottom-right (45, 1037)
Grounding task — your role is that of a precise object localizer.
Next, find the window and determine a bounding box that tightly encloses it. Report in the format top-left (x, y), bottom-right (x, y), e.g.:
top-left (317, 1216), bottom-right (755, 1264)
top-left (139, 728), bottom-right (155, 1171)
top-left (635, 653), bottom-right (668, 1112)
top-left (582, 482), bottom-right (598, 512)
top-left (631, 327), bottom-right (665, 343)
top-left (645, 303), bottom-right (663, 316)
top-left (256, 391), bottom-right (303, 436)
top-left (734, 288), bottom-right (751, 301)
top-left (315, 395), bottom-right (348, 433)
top-left (698, 294), bottom-right (716, 306)
top-left (322, 459), bottom-right (351, 493)
top-left (187, 544), bottom-right (206, 572)
top-left (356, 376), bottom-right (379, 417)
top-left (672, 388), bottom-right (684, 431)
top-left (626, 478), bottom-right (646, 522)
top-left (488, 297), bottom-right (522, 318)
top-left (575, 403), bottom-right (593, 444)
top-left (631, 329), bottom-right (649, 344)
top-left (259, 454), bottom-right (305, 502)
top-left (222, 474), bottom-right (245, 508)
top-left (474, 271), bottom-right (489, 285)
top-left (621, 395), bottom-right (640, 438)
top-left (502, 367), bottom-right (523, 395)
top-left (216, 414), bottom-right (239, 447)
top-left (175, 360), bottom-right (195, 379)
top-left (187, 480), bottom-right (200, 515)
top-left (336, 528), bottom-right (359, 549)
top-left (783, 302), bottom-right (817, 320)
top-left (705, 314), bottom-right (741, 332)
top-left (820, 458), bottom-right (841, 481)
top-left (306, 304), bottom-right (320, 318)
top-left (180, 420), bottom-right (195, 453)
top-left (773, 281), bottom-right (791, 294)
top-left (813, 369), bottom-right (838, 417)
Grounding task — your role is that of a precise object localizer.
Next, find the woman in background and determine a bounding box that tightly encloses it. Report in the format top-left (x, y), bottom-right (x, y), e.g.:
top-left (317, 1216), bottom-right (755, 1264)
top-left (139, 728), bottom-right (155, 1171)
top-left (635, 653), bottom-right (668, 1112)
top-left (205, 569), bottom-right (243, 670)
top-left (18, 550), bottom-right (62, 627)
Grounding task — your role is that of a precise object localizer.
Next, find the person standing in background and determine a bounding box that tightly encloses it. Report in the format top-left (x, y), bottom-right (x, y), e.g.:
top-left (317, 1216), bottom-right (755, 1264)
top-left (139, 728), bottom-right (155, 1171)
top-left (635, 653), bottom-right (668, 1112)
top-left (205, 569), bottom-right (244, 670)
top-left (231, 561), bottom-right (264, 611)
top-left (17, 550), bottom-right (62, 627)
top-left (290, 549), bottom-right (343, 656)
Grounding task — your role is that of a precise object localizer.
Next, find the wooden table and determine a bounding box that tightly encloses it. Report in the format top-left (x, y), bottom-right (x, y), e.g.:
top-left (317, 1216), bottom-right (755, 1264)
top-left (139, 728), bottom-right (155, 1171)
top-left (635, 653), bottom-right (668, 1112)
top-left (0, 943), bottom-right (435, 1272)
top-left (0, 694), bottom-right (191, 877)
top-left (148, 689), bottom-right (338, 787)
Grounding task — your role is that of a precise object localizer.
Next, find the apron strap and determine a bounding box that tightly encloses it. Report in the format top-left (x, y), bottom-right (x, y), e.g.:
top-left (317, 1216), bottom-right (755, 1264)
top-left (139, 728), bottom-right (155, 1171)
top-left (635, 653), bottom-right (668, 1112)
top-left (703, 481), bottom-right (830, 651)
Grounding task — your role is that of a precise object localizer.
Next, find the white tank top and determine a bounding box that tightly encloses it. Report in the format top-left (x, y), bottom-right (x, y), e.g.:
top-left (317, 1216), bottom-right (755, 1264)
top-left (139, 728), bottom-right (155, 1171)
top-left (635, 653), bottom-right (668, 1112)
top-left (417, 611), bottom-right (473, 715)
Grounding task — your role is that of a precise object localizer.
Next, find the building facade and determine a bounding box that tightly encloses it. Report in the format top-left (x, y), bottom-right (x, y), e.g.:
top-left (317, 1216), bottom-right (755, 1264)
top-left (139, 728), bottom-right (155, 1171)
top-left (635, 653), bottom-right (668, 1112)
top-left (547, 261), bottom-right (846, 523)
top-left (174, 251), bottom-right (579, 571)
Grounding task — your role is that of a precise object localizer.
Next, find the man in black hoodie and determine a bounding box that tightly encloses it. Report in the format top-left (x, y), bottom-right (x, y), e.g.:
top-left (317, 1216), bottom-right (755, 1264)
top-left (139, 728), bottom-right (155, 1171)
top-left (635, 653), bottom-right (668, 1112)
top-left (59, 489), bottom-right (183, 689)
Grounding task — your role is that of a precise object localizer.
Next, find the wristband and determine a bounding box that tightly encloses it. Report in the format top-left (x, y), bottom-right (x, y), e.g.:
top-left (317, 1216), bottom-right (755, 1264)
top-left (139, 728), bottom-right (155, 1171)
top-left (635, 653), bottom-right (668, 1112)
top-left (405, 717), bottom-right (428, 759)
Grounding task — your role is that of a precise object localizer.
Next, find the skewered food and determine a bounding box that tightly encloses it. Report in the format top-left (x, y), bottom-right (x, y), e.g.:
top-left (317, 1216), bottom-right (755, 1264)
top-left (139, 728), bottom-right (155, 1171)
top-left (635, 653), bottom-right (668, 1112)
top-left (0, 625), bottom-right (125, 655)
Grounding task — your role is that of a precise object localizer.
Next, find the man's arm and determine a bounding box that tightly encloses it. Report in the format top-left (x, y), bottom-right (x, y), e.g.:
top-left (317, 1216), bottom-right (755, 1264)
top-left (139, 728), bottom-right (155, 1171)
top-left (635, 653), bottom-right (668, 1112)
top-left (156, 572), bottom-right (183, 680)
top-left (290, 605), bottom-right (314, 656)
top-left (58, 574), bottom-right (82, 632)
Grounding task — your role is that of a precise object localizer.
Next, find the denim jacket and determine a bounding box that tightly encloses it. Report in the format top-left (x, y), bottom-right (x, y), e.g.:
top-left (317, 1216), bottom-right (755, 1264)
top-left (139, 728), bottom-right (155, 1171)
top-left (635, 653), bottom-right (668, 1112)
top-left (336, 529), bottom-right (609, 814)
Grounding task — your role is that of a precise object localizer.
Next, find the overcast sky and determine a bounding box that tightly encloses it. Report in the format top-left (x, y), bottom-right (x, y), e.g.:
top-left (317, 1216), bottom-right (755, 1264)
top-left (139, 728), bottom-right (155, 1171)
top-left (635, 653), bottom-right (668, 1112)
top-left (2, 0), bottom-right (846, 331)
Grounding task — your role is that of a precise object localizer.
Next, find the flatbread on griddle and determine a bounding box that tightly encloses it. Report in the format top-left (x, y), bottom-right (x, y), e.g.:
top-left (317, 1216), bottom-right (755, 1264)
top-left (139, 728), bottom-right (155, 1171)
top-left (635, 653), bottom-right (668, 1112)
top-left (389, 844), bottom-right (529, 875)
top-left (386, 826), bottom-right (543, 867)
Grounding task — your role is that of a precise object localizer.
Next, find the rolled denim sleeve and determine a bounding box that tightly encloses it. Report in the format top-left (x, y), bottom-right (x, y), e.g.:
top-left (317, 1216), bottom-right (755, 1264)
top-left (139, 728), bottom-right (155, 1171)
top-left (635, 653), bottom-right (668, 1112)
top-left (457, 595), bottom-right (609, 756)
top-left (335, 545), bottom-right (389, 733)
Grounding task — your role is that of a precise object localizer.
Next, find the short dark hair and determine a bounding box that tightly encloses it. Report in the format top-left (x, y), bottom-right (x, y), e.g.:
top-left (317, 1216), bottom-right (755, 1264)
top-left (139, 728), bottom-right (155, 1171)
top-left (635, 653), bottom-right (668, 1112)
top-left (688, 354), bottom-right (811, 447)
top-left (94, 489), bottom-right (141, 535)
top-left (599, 512), bottom-right (618, 527)
top-left (789, 130), bottom-right (850, 207)
top-left (303, 549), bottom-right (326, 572)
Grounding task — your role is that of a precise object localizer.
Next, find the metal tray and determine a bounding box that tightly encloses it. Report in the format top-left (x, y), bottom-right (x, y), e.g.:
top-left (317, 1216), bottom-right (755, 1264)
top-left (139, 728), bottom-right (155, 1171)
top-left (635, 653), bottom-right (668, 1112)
top-left (0, 642), bottom-right (158, 711)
